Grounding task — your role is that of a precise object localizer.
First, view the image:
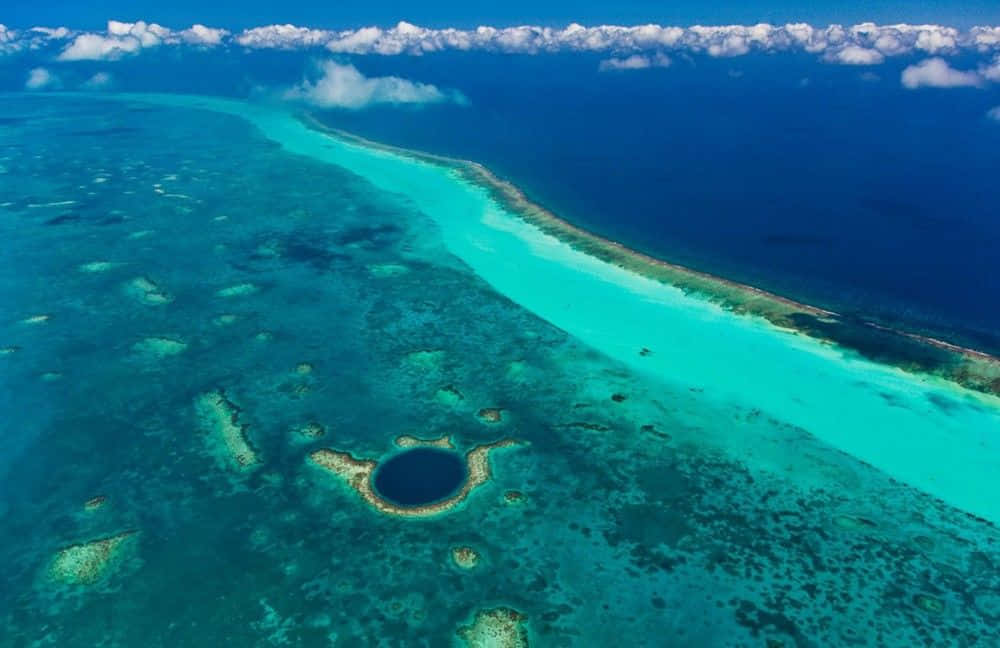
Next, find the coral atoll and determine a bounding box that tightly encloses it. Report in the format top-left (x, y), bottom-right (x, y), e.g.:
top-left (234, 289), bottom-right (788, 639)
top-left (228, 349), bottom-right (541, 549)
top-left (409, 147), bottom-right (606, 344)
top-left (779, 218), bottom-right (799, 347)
top-left (309, 436), bottom-right (519, 517)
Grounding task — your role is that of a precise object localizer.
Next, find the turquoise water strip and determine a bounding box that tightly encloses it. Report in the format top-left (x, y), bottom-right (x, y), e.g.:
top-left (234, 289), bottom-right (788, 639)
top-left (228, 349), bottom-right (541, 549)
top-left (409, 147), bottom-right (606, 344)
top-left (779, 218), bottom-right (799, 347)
top-left (120, 94), bottom-right (1000, 523)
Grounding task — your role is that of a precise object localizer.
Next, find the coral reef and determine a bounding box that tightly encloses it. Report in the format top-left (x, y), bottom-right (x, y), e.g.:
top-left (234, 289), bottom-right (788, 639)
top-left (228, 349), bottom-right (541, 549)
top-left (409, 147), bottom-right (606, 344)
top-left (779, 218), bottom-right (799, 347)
top-left (477, 408), bottom-right (503, 423)
top-left (49, 531), bottom-right (136, 586)
top-left (503, 490), bottom-right (525, 505)
top-left (78, 261), bottom-right (115, 273)
top-left (292, 421), bottom-right (326, 441)
top-left (369, 263), bottom-right (409, 277)
top-left (395, 434), bottom-right (454, 449)
top-left (456, 607), bottom-right (529, 648)
top-left (404, 349), bottom-right (445, 368)
top-left (125, 277), bottom-right (172, 305)
top-left (435, 384), bottom-right (465, 407)
top-left (216, 283), bottom-right (258, 298)
top-left (451, 546), bottom-right (481, 570)
top-left (193, 389), bottom-right (260, 471)
top-left (83, 495), bottom-right (107, 512)
top-left (132, 336), bottom-right (187, 357)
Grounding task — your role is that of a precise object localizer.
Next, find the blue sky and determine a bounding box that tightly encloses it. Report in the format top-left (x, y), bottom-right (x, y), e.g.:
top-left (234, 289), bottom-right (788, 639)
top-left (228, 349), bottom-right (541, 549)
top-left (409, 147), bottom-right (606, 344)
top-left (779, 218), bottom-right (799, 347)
top-left (4, 0), bottom-right (1000, 30)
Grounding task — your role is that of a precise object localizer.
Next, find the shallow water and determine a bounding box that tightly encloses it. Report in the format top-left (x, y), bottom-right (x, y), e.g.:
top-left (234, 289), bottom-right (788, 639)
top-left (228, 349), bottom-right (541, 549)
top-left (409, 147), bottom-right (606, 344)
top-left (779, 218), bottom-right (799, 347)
top-left (2, 94), bottom-right (1000, 647)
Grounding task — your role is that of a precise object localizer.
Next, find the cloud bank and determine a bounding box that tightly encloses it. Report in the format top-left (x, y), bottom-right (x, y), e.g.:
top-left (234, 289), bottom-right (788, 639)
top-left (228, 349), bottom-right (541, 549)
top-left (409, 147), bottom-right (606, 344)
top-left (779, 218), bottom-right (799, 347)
top-left (284, 61), bottom-right (461, 109)
top-left (233, 21), bottom-right (1000, 62)
top-left (2, 20), bottom-right (999, 65)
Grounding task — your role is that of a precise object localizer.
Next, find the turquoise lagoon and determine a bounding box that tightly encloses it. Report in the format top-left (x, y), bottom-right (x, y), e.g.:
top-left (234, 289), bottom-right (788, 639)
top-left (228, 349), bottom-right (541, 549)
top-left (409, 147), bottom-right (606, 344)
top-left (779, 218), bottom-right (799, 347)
top-left (1, 93), bottom-right (999, 646)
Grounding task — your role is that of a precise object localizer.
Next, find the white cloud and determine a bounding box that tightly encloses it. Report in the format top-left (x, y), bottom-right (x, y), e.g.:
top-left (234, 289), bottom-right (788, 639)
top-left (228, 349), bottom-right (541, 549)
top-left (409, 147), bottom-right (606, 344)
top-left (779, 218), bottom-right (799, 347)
top-left (179, 24), bottom-right (229, 46)
top-left (2, 23), bottom-right (73, 54)
top-left (901, 57), bottom-right (983, 88)
top-left (972, 26), bottom-right (1000, 51)
top-left (0, 24), bottom-right (14, 52)
top-left (59, 32), bottom-right (143, 60)
top-left (828, 45), bottom-right (884, 65)
top-left (915, 27), bottom-right (957, 53)
top-left (988, 106), bottom-right (1000, 121)
top-left (29, 26), bottom-right (71, 40)
top-left (237, 24), bottom-right (334, 49)
top-left (981, 56), bottom-right (1000, 82)
top-left (598, 52), bottom-right (671, 71)
top-left (284, 60), bottom-right (461, 109)
top-left (82, 71), bottom-right (113, 89)
top-left (58, 19), bottom-right (227, 61)
top-left (25, 67), bottom-right (58, 89)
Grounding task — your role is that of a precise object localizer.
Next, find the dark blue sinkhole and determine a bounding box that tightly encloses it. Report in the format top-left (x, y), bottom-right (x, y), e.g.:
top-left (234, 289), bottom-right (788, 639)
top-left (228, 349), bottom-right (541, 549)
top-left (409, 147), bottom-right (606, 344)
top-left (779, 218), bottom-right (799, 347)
top-left (372, 448), bottom-right (467, 507)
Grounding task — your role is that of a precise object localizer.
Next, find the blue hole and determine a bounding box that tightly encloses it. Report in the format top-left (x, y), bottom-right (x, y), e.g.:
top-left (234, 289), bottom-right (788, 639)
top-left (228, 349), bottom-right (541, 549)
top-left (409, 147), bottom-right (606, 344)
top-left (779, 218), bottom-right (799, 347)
top-left (373, 448), bottom-right (467, 507)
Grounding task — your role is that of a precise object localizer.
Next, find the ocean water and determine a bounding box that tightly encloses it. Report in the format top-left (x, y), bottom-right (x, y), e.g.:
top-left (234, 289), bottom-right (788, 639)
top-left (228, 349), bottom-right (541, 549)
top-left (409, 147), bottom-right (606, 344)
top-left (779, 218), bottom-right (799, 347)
top-left (2, 93), bottom-right (1000, 648)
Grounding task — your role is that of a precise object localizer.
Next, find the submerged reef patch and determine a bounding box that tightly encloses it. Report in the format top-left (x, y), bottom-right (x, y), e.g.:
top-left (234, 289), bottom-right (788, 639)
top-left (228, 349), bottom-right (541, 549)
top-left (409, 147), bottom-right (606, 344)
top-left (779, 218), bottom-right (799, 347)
top-left (213, 313), bottom-right (239, 326)
top-left (457, 607), bottom-right (529, 648)
top-left (216, 282), bottom-right (259, 298)
top-left (451, 546), bottom-right (481, 570)
top-left (194, 389), bottom-right (261, 471)
top-left (436, 385), bottom-right (465, 407)
top-left (48, 531), bottom-right (136, 586)
top-left (292, 421), bottom-right (326, 442)
top-left (131, 336), bottom-right (187, 358)
top-left (78, 261), bottom-right (116, 273)
top-left (308, 436), bottom-right (519, 517)
top-left (477, 408), bottom-right (504, 424)
top-left (503, 490), bottom-right (526, 506)
top-left (83, 495), bottom-right (107, 512)
top-left (404, 349), bottom-right (445, 369)
top-left (125, 277), bottom-right (172, 305)
top-left (368, 262), bottom-right (409, 277)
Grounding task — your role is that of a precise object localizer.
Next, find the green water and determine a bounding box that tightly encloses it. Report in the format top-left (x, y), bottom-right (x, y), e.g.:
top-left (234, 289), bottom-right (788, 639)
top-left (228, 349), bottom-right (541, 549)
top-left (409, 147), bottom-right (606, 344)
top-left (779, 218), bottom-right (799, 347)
top-left (2, 93), bottom-right (999, 646)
